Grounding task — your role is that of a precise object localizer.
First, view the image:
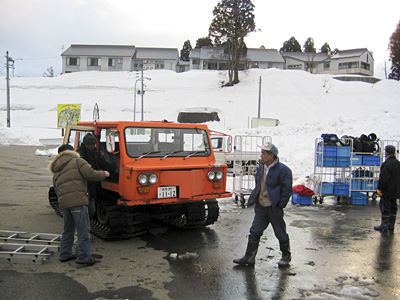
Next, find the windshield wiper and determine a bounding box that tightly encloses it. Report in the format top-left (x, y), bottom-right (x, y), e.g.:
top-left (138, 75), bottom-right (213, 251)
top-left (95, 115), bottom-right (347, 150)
top-left (161, 150), bottom-right (184, 160)
top-left (184, 150), bottom-right (206, 160)
top-left (135, 151), bottom-right (160, 160)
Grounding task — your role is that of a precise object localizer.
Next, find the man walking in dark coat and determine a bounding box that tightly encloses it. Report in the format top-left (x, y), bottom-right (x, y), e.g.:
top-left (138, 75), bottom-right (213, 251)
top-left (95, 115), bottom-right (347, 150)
top-left (233, 142), bottom-right (293, 267)
top-left (374, 145), bottom-right (400, 231)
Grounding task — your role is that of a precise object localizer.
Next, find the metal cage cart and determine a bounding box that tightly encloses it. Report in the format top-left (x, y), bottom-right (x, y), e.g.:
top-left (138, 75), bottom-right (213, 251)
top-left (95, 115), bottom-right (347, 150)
top-left (232, 135), bottom-right (271, 207)
top-left (350, 140), bottom-right (399, 200)
top-left (311, 138), bottom-right (353, 204)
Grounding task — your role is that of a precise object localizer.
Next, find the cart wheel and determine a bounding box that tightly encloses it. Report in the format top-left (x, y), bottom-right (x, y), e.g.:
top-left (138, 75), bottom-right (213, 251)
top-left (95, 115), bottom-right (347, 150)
top-left (313, 196), bottom-right (317, 205)
top-left (337, 196), bottom-right (341, 204)
top-left (240, 195), bottom-right (245, 208)
top-left (319, 196), bottom-right (323, 204)
top-left (234, 194), bottom-right (238, 203)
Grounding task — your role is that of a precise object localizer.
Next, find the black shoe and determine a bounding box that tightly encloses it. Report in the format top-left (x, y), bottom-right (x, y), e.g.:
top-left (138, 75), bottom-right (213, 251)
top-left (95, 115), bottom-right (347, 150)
top-left (60, 254), bottom-right (78, 262)
top-left (374, 224), bottom-right (388, 231)
top-left (76, 257), bottom-right (97, 266)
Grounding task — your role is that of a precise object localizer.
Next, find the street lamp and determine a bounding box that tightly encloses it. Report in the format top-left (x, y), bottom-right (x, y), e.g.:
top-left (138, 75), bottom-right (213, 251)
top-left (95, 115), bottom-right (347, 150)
top-left (133, 71), bottom-right (151, 121)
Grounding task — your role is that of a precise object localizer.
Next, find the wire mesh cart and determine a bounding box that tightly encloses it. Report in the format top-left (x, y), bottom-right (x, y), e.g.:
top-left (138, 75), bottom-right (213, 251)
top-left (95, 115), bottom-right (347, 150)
top-left (232, 135), bottom-right (271, 207)
top-left (311, 137), bottom-right (353, 204)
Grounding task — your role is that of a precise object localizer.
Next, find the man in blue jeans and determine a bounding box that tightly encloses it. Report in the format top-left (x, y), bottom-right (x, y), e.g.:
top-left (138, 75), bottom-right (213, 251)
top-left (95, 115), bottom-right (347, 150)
top-left (233, 142), bottom-right (293, 267)
top-left (49, 144), bottom-right (109, 266)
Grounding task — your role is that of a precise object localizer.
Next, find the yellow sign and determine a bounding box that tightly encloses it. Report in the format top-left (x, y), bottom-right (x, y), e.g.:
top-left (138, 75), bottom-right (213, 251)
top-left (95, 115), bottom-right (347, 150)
top-left (57, 104), bottom-right (81, 128)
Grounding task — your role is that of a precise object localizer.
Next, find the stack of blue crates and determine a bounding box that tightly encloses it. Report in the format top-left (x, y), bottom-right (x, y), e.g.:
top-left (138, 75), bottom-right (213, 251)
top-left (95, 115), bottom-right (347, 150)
top-left (336, 146), bottom-right (351, 167)
top-left (316, 145), bottom-right (336, 167)
top-left (292, 193), bottom-right (313, 205)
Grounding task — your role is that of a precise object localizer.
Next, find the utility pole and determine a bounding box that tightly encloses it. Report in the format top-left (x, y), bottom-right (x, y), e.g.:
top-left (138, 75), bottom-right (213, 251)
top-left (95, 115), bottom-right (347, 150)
top-left (6, 51), bottom-right (13, 128)
top-left (257, 76), bottom-right (262, 119)
top-left (141, 69), bottom-right (144, 121)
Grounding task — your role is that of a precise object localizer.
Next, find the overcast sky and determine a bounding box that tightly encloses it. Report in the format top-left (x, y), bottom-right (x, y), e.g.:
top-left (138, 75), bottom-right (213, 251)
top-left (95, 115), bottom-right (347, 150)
top-left (1, 0), bottom-right (399, 78)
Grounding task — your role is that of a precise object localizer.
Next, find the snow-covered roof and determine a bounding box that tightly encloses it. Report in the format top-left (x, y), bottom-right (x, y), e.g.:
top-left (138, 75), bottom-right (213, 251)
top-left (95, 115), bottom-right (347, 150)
top-left (330, 48), bottom-right (371, 59)
top-left (281, 52), bottom-right (330, 62)
top-left (246, 48), bottom-right (285, 62)
top-left (62, 45), bottom-right (136, 57)
top-left (134, 48), bottom-right (179, 60)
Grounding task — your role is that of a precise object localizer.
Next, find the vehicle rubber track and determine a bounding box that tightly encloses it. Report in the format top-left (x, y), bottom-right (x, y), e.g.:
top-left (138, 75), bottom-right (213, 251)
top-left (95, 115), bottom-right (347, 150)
top-left (90, 206), bottom-right (149, 240)
top-left (48, 187), bottom-right (149, 240)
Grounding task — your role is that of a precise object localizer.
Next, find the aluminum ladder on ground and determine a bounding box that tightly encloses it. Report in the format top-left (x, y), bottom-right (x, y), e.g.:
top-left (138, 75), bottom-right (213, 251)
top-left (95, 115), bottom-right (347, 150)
top-left (0, 230), bottom-right (61, 264)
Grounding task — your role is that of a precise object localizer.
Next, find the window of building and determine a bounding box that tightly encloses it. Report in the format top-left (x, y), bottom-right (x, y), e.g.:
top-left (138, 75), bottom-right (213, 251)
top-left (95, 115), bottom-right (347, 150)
top-left (324, 63), bottom-right (330, 70)
top-left (88, 58), bottom-right (100, 66)
top-left (117, 58), bottom-right (123, 64)
top-left (67, 57), bottom-right (80, 66)
top-left (339, 61), bottom-right (359, 69)
top-left (108, 58), bottom-right (115, 67)
top-left (361, 62), bottom-right (370, 70)
top-left (287, 64), bottom-right (302, 69)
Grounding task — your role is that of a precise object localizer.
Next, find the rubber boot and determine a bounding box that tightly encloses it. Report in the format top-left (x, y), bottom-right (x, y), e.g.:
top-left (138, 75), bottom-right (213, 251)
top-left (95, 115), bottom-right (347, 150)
top-left (389, 214), bottom-right (396, 230)
top-left (374, 215), bottom-right (390, 231)
top-left (278, 240), bottom-right (291, 268)
top-left (233, 235), bottom-right (259, 266)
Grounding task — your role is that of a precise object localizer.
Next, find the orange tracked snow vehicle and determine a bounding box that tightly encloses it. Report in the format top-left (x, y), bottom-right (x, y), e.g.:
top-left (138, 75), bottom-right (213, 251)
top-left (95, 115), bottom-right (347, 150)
top-left (49, 120), bottom-right (232, 240)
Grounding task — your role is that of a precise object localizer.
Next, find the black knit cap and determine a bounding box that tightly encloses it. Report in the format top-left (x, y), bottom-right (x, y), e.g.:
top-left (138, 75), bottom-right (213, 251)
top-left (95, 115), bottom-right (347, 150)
top-left (385, 145), bottom-right (396, 155)
top-left (83, 133), bottom-right (97, 145)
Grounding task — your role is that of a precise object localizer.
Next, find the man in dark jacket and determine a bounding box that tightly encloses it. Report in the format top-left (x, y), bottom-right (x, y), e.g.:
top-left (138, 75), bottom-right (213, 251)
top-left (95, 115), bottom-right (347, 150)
top-left (233, 142), bottom-right (293, 267)
top-left (49, 144), bottom-right (109, 266)
top-left (374, 145), bottom-right (400, 231)
top-left (77, 133), bottom-right (115, 216)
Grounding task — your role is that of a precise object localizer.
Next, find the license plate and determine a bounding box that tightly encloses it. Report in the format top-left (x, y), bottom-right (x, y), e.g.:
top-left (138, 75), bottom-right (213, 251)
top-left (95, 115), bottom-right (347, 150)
top-left (158, 186), bottom-right (177, 198)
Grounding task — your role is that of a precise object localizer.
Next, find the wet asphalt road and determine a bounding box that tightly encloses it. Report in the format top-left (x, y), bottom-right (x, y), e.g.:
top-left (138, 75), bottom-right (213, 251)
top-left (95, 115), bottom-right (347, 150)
top-left (0, 146), bottom-right (399, 300)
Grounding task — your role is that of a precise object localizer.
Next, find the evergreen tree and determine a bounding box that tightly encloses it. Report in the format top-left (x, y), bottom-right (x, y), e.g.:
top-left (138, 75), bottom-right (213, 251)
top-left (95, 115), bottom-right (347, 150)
top-left (389, 20), bottom-right (400, 80)
top-left (320, 42), bottom-right (331, 54)
top-left (195, 37), bottom-right (213, 49)
top-left (180, 40), bottom-right (192, 62)
top-left (303, 37), bottom-right (316, 53)
top-left (279, 37), bottom-right (302, 52)
top-left (209, 0), bottom-right (256, 85)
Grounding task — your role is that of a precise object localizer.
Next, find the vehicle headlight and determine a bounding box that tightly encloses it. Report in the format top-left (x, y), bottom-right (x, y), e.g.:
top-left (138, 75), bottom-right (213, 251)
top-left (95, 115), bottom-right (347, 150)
top-left (215, 170), bottom-right (223, 180)
top-left (207, 170), bottom-right (216, 180)
top-left (138, 174), bottom-right (148, 185)
top-left (138, 173), bottom-right (158, 185)
top-left (148, 173), bottom-right (158, 185)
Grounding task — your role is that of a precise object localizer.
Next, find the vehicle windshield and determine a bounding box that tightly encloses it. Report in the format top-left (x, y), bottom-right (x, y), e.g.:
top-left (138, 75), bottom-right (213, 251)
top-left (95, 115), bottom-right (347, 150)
top-left (124, 126), bottom-right (211, 158)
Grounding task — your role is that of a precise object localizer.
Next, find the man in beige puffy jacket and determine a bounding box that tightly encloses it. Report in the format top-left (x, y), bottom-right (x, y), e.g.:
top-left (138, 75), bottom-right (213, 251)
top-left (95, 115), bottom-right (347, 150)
top-left (49, 144), bottom-right (109, 266)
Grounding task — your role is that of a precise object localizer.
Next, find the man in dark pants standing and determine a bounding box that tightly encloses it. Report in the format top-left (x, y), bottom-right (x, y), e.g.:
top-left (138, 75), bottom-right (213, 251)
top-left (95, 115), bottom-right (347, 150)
top-left (233, 142), bottom-right (293, 267)
top-left (49, 144), bottom-right (110, 266)
top-left (374, 145), bottom-right (400, 231)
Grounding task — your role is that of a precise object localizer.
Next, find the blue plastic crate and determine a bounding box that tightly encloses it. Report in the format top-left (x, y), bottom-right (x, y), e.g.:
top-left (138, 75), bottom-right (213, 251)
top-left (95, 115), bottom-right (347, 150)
top-left (362, 180), bottom-right (378, 191)
top-left (316, 154), bottom-right (336, 167)
top-left (362, 155), bottom-right (380, 166)
top-left (317, 145), bottom-right (337, 156)
top-left (337, 157), bottom-right (350, 167)
top-left (337, 146), bottom-right (351, 157)
top-left (351, 179), bottom-right (362, 190)
top-left (334, 183), bottom-right (349, 195)
top-left (317, 182), bottom-right (334, 194)
top-left (292, 193), bottom-right (313, 205)
top-left (351, 155), bottom-right (363, 165)
top-left (350, 192), bottom-right (367, 205)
